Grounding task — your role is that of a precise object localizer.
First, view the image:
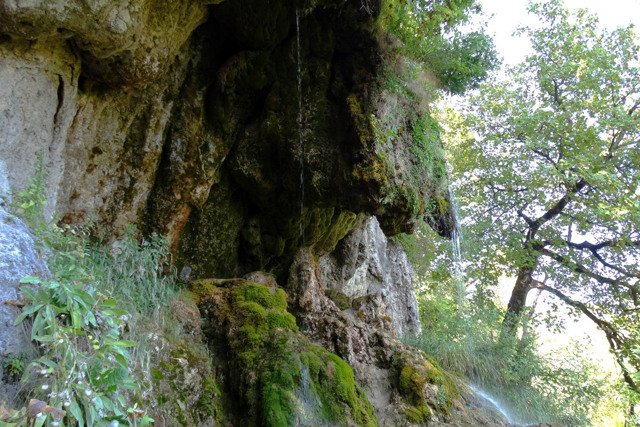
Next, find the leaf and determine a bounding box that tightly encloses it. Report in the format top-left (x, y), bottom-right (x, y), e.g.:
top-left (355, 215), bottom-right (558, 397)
top-left (100, 299), bottom-right (118, 307)
top-left (30, 312), bottom-right (46, 340)
top-left (109, 340), bottom-right (136, 348)
top-left (69, 400), bottom-right (85, 427)
top-left (103, 308), bottom-right (128, 317)
top-left (114, 354), bottom-right (128, 369)
top-left (13, 303), bottom-right (44, 325)
top-left (71, 311), bottom-right (83, 332)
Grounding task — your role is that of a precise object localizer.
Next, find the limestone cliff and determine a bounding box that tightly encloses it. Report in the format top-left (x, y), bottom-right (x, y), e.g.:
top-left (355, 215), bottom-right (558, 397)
top-left (0, 0), bottom-right (493, 425)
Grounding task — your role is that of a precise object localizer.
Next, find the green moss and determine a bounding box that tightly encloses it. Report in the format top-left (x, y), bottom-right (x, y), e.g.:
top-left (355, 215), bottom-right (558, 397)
top-left (189, 278), bottom-right (235, 304)
top-left (347, 93), bottom-right (375, 146)
top-left (325, 289), bottom-right (352, 310)
top-left (234, 281), bottom-right (288, 311)
top-left (393, 350), bottom-right (459, 421)
top-left (306, 209), bottom-right (358, 255)
top-left (197, 279), bottom-right (378, 426)
top-left (195, 377), bottom-right (223, 419)
top-left (267, 311), bottom-right (298, 330)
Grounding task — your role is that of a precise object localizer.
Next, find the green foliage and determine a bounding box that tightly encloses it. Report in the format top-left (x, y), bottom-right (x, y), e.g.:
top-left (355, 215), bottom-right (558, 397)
top-left (441, 0), bottom-right (640, 412)
top-left (14, 275), bottom-right (142, 427)
top-left (86, 224), bottom-right (176, 321)
top-left (2, 352), bottom-right (29, 378)
top-left (409, 276), bottom-right (608, 425)
top-left (380, 0), bottom-right (499, 94)
top-left (11, 153), bottom-right (48, 231)
top-left (6, 158), bottom-right (181, 426)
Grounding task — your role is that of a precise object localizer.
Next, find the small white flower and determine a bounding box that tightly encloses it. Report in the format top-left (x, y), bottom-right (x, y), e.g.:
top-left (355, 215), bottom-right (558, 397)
top-left (41, 384), bottom-right (49, 390)
top-left (40, 369), bottom-right (47, 375)
top-left (64, 401), bottom-right (71, 408)
top-left (84, 389), bottom-right (93, 397)
top-left (51, 421), bottom-right (60, 427)
top-left (110, 421), bottom-right (120, 427)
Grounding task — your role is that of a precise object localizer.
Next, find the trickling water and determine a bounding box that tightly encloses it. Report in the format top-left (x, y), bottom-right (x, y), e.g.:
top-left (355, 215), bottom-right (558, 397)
top-left (449, 187), bottom-right (466, 313)
top-left (469, 385), bottom-right (516, 425)
top-left (296, 8), bottom-right (305, 244)
top-left (448, 191), bottom-right (520, 425)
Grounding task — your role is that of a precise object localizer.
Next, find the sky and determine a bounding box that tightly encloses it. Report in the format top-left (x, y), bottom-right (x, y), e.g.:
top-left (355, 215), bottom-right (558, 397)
top-left (477, 0), bottom-right (640, 373)
top-left (479, 0), bottom-right (640, 66)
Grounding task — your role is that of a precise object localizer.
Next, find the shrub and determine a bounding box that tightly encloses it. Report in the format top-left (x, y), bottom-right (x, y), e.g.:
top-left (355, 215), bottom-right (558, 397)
top-left (3, 159), bottom-right (170, 426)
top-left (379, 0), bottom-right (499, 94)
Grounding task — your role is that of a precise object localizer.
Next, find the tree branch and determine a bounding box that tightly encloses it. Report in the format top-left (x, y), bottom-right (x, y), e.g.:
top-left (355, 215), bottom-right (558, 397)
top-left (528, 178), bottom-right (588, 239)
top-left (539, 247), bottom-right (622, 286)
top-left (563, 238), bottom-right (640, 278)
top-left (532, 282), bottom-right (639, 393)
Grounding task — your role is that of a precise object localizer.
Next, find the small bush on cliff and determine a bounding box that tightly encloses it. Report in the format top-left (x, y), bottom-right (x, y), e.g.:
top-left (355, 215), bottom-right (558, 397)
top-left (380, 0), bottom-right (499, 94)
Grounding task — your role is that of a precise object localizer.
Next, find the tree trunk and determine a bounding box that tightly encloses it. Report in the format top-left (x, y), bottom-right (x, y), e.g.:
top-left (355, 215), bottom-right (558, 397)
top-left (501, 266), bottom-right (535, 339)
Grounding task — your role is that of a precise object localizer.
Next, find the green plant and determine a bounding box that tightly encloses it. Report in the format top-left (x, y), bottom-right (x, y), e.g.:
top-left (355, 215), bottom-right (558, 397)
top-left (7, 158), bottom-right (161, 426)
top-left (379, 0), bottom-right (499, 94)
top-left (86, 225), bottom-right (176, 321)
top-left (406, 268), bottom-right (610, 426)
top-left (11, 153), bottom-right (48, 231)
top-left (3, 352), bottom-right (29, 378)
top-left (14, 275), bottom-right (149, 427)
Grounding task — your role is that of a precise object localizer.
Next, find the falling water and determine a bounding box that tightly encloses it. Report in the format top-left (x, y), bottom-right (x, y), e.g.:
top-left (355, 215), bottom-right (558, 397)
top-left (449, 187), bottom-right (466, 312)
top-left (296, 8), bottom-right (305, 244)
top-left (469, 385), bottom-right (517, 425)
top-left (449, 190), bottom-right (520, 425)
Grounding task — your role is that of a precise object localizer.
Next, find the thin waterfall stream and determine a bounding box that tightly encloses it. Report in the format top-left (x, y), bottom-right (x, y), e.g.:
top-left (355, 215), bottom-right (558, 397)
top-left (448, 188), bottom-right (517, 425)
top-left (295, 8), bottom-right (305, 245)
top-left (449, 188), bottom-right (471, 345)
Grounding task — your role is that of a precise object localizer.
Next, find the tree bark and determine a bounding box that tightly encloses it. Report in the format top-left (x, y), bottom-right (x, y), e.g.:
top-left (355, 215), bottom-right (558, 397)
top-left (501, 266), bottom-right (535, 338)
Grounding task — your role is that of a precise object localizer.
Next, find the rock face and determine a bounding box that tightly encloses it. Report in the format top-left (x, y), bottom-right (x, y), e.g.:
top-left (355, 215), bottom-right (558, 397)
top-left (320, 215), bottom-right (421, 337)
top-left (0, 205), bottom-right (48, 404)
top-left (0, 0), bottom-right (455, 277)
top-left (0, 0), bottom-right (488, 425)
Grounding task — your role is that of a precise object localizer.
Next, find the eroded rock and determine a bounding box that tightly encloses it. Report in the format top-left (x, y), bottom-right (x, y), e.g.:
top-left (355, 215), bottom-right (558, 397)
top-left (286, 245), bottom-right (464, 425)
top-left (320, 215), bottom-right (421, 337)
top-left (0, 0), bottom-right (215, 87)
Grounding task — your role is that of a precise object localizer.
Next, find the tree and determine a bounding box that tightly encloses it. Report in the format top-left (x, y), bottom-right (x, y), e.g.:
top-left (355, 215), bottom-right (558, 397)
top-left (381, 0), bottom-right (499, 94)
top-left (446, 0), bottom-right (640, 401)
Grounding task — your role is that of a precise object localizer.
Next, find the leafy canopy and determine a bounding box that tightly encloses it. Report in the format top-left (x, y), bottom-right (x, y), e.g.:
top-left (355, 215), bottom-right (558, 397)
top-left (444, 0), bottom-right (640, 407)
top-left (380, 0), bottom-right (499, 94)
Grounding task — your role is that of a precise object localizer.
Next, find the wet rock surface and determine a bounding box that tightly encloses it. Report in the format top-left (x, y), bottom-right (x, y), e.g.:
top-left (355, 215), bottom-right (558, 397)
top-left (320, 215), bottom-right (421, 337)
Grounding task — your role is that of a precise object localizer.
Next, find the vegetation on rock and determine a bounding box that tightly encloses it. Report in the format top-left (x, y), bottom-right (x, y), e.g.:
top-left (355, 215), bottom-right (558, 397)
top-left (3, 162), bottom-right (222, 426)
top-left (193, 278), bottom-right (378, 426)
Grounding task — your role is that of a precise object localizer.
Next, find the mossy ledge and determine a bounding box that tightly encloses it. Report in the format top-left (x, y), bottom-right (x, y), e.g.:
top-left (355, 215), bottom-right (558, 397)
top-left (393, 350), bottom-right (460, 424)
top-left (191, 278), bottom-right (378, 426)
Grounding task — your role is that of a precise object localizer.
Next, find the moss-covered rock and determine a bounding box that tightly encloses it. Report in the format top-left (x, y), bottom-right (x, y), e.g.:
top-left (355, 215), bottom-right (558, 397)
top-left (193, 278), bottom-right (378, 426)
top-left (136, 292), bottom-right (224, 426)
top-left (392, 350), bottom-right (459, 424)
